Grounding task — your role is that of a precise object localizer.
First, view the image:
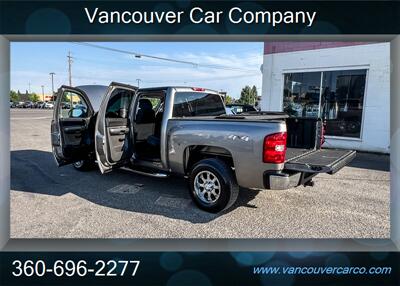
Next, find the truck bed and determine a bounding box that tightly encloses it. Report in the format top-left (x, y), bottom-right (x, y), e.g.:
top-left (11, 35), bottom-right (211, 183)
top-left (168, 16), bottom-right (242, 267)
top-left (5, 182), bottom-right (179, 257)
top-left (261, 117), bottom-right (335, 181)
top-left (285, 148), bottom-right (314, 161)
top-left (176, 112), bottom-right (289, 122)
top-left (216, 112), bottom-right (289, 121)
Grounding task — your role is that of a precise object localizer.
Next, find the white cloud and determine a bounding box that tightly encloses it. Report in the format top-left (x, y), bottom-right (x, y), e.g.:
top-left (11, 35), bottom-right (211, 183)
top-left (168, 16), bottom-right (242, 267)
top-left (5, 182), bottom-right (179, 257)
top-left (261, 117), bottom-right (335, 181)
top-left (11, 46), bottom-right (263, 98)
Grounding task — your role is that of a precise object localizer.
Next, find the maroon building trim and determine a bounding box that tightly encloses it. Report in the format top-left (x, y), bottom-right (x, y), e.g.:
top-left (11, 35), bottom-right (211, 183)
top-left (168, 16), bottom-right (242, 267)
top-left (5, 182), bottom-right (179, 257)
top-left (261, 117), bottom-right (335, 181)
top-left (264, 42), bottom-right (373, 55)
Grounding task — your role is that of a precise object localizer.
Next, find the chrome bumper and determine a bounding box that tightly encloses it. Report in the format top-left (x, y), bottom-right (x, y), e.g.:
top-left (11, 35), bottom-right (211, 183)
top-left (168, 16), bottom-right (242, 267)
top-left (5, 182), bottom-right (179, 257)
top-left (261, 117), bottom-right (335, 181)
top-left (264, 171), bottom-right (304, 190)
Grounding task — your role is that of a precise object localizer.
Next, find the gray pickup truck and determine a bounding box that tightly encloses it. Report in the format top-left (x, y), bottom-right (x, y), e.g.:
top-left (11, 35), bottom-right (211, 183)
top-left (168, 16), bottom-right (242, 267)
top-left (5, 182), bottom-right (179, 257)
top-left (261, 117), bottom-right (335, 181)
top-left (51, 82), bottom-right (356, 213)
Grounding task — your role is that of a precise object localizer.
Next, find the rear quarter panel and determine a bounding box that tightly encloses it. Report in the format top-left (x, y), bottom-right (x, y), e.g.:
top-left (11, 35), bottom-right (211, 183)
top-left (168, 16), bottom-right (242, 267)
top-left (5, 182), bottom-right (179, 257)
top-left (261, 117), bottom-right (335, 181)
top-left (166, 119), bottom-right (286, 189)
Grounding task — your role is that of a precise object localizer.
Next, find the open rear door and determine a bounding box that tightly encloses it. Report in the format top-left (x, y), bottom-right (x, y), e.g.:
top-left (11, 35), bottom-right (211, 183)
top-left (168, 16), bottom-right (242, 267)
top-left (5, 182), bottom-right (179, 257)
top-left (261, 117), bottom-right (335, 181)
top-left (95, 82), bottom-right (138, 173)
top-left (51, 86), bottom-right (94, 166)
top-left (284, 149), bottom-right (356, 174)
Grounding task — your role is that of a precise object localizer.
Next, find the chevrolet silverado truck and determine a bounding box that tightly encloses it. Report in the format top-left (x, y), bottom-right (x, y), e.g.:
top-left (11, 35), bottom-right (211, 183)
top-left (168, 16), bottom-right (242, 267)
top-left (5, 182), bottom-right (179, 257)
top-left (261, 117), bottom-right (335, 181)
top-left (51, 82), bottom-right (356, 213)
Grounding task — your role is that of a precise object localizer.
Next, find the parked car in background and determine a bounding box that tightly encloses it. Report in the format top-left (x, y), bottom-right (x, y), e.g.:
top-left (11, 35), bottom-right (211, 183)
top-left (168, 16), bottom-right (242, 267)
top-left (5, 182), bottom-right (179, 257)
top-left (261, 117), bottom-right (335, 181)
top-left (34, 101), bottom-right (45, 108)
top-left (15, 101), bottom-right (25, 108)
top-left (225, 106), bottom-right (235, 115)
top-left (51, 83), bottom-right (356, 213)
top-left (61, 102), bottom-right (71, 109)
top-left (22, 101), bottom-right (34, 108)
top-left (43, 102), bottom-right (54, 109)
top-left (10, 101), bottom-right (16, 108)
top-left (225, 104), bottom-right (258, 114)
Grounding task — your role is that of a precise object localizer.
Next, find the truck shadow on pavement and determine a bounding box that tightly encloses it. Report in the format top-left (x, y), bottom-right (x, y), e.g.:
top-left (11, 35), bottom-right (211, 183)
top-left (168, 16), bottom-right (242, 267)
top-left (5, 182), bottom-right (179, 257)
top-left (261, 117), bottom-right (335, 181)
top-left (11, 150), bottom-right (260, 223)
top-left (347, 152), bottom-right (390, 172)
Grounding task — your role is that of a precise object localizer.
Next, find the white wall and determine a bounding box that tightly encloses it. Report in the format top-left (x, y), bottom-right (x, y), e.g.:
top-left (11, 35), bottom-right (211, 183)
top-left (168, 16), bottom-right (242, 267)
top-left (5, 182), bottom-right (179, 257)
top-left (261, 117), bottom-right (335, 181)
top-left (260, 43), bottom-right (390, 153)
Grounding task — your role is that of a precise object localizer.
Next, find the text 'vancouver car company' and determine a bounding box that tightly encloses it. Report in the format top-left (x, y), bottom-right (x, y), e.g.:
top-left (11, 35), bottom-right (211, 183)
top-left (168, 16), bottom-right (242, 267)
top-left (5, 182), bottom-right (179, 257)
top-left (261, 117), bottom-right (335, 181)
top-left (84, 7), bottom-right (317, 27)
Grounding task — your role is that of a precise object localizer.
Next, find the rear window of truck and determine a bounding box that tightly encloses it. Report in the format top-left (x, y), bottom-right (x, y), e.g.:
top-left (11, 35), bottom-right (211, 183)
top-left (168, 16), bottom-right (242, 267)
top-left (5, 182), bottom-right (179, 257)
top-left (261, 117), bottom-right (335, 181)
top-left (173, 92), bottom-right (225, 117)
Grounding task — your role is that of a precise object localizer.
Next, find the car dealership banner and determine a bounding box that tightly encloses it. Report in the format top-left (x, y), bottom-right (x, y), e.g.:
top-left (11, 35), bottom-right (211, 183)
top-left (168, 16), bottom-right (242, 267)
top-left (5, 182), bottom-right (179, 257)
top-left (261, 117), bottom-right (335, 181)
top-left (0, 252), bottom-right (399, 286)
top-left (0, 1), bottom-right (399, 34)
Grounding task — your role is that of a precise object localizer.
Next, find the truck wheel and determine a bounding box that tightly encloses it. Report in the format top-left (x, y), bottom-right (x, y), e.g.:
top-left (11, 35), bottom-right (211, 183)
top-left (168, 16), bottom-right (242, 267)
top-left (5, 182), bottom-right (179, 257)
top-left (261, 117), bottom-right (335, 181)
top-left (189, 158), bottom-right (239, 213)
top-left (73, 159), bottom-right (95, 171)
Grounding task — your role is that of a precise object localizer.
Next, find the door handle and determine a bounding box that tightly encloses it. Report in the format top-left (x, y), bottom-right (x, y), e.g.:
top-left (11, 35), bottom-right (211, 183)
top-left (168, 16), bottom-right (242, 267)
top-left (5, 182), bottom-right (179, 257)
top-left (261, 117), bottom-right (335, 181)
top-left (64, 126), bottom-right (85, 133)
top-left (109, 127), bottom-right (129, 135)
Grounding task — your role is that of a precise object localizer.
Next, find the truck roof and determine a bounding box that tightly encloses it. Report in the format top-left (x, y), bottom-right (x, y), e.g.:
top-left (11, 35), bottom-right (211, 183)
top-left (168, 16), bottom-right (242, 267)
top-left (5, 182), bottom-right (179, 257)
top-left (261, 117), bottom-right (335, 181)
top-left (76, 85), bottom-right (108, 112)
top-left (138, 86), bottom-right (220, 94)
top-left (76, 84), bottom-right (221, 112)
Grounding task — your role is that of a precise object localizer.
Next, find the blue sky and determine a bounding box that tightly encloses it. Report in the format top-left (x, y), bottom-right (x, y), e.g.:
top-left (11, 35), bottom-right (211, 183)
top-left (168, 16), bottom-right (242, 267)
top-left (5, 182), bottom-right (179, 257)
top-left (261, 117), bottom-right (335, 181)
top-left (11, 42), bottom-right (263, 99)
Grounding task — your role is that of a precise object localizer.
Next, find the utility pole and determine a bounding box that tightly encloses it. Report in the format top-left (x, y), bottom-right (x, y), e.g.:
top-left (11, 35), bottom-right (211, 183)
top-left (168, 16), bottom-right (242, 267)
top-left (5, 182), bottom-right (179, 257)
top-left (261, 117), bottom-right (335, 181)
top-left (41, 85), bottom-right (44, 101)
top-left (136, 79), bottom-right (141, 88)
top-left (49, 72), bottom-right (55, 103)
top-left (67, 51), bottom-right (73, 86)
top-left (28, 82), bottom-right (31, 94)
top-left (219, 90), bottom-right (227, 103)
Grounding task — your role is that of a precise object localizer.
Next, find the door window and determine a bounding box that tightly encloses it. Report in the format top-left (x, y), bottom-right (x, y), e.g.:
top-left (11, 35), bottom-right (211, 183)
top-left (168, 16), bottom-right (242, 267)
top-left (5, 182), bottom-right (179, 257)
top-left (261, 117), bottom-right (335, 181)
top-left (59, 91), bottom-right (89, 119)
top-left (105, 88), bottom-right (134, 118)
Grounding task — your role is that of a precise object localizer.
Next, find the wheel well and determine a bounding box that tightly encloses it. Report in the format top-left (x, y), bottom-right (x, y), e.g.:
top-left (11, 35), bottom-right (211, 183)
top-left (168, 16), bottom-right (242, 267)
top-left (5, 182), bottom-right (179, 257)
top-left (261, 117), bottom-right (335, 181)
top-left (184, 145), bottom-right (234, 174)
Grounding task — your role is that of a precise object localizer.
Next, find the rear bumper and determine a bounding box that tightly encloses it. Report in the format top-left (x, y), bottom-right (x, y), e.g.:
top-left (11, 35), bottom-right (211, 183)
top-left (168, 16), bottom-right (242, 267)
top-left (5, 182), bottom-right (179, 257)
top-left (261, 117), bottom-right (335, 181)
top-left (263, 171), bottom-right (306, 190)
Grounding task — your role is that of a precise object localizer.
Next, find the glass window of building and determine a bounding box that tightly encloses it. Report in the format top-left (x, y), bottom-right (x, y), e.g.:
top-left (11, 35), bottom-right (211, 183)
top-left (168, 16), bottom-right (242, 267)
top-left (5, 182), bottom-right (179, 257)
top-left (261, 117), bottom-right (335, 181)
top-left (321, 70), bottom-right (366, 138)
top-left (283, 72), bottom-right (321, 118)
top-left (283, 69), bottom-right (367, 138)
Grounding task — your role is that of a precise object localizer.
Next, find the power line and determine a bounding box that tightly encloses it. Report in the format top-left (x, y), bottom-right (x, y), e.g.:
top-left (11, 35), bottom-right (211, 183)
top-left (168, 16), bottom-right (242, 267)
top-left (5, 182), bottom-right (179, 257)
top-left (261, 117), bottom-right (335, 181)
top-left (72, 71), bottom-right (260, 85)
top-left (73, 54), bottom-right (262, 72)
top-left (73, 42), bottom-right (259, 73)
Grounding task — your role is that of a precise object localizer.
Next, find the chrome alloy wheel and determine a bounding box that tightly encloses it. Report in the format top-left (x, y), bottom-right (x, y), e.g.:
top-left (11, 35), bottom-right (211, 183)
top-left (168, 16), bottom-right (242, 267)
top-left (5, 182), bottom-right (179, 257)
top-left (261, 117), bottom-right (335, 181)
top-left (194, 170), bottom-right (221, 204)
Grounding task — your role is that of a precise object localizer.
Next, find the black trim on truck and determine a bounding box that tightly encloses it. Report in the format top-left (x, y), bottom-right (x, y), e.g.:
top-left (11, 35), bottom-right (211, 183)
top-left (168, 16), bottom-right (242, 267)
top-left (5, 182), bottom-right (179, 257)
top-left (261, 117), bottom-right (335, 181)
top-left (263, 170), bottom-right (318, 190)
top-left (284, 149), bottom-right (356, 174)
top-left (326, 150), bottom-right (357, 174)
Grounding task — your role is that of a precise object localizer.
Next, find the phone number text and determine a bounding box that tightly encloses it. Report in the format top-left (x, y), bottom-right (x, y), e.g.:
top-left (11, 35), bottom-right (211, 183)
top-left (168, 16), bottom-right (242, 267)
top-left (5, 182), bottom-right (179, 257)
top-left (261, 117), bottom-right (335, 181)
top-left (12, 259), bottom-right (140, 277)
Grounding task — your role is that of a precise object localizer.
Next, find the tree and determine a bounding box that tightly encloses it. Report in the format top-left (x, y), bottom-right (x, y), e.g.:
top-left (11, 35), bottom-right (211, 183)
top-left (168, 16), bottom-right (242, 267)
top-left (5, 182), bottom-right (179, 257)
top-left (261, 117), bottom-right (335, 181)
top-left (224, 95), bottom-right (235, 105)
top-left (238, 85), bottom-right (258, 105)
top-left (28, 93), bottom-right (40, 102)
top-left (10, 90), bottom-right (19, 102)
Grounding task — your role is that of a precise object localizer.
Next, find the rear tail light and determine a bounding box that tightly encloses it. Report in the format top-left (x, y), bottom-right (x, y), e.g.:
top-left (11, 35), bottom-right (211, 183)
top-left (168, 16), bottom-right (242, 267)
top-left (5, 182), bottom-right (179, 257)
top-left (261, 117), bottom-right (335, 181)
top-left (320, 121), bottom-right (326, 147)
top-left (263, 132), bottom-right (287, 163)
top-left (191, 87), bottom-right (206, 91)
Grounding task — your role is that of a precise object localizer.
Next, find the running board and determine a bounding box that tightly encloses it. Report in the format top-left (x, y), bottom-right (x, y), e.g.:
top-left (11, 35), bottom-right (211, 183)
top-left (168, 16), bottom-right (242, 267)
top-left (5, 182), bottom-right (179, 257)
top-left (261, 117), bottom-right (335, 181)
top-left (120, 167), bottom-right (169, 178)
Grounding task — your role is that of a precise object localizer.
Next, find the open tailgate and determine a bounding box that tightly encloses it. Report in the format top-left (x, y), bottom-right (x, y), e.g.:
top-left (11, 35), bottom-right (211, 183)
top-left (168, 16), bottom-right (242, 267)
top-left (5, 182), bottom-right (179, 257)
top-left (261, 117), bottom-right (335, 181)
top-left (284, 149), bottom-right (356, 174)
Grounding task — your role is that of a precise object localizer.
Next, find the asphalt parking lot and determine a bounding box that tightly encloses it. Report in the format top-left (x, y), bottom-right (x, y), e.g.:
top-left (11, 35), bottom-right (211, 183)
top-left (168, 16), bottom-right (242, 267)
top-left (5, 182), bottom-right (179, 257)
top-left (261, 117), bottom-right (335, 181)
top-left (10, 109), bottom-right (390, 238)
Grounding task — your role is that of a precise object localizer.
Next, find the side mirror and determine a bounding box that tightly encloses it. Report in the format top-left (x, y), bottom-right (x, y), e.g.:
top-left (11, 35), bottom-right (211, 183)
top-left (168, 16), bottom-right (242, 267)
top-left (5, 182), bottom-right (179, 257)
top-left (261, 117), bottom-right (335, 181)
top-left (69, 107), bottom-right (85, 118)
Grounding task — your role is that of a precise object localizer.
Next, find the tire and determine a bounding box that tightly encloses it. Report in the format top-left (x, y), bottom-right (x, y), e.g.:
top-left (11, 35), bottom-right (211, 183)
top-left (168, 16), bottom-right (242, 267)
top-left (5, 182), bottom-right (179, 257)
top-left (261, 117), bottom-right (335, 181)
top-left (189, 158), bottom-right (239, 213)
top-left (73, 159), bottom-right (96, 171)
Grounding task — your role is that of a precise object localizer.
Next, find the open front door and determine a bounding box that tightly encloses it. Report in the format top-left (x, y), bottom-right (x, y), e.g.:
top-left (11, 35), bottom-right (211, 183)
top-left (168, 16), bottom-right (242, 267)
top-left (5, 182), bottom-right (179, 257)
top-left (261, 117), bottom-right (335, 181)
top-left (51, 86), bottom-right (94, 166)
top-left (95, 82), bottom-right (138, 173)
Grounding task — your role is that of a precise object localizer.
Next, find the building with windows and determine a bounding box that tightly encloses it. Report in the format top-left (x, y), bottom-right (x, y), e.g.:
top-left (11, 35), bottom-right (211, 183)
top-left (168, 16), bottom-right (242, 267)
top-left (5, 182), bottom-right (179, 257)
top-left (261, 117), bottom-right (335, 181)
top-left (260, 42), bottom-right (390, 153)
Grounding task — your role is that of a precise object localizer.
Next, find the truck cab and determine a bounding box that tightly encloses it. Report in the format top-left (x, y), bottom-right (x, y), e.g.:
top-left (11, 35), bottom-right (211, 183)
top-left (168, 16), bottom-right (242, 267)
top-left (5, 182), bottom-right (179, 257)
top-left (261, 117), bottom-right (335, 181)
top-left (51, 83), bottom-right (224, 172)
